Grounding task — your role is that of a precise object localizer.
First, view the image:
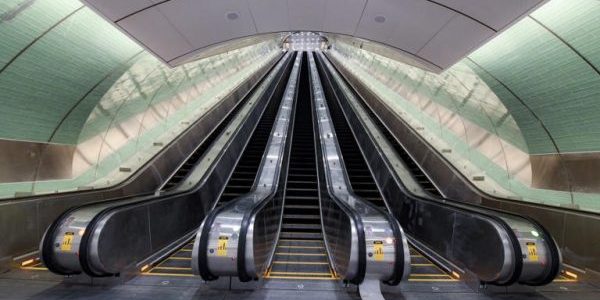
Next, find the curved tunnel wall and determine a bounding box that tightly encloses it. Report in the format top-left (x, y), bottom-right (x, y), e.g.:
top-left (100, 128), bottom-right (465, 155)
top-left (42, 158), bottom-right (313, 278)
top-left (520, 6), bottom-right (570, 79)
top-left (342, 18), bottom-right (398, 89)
top-left (330, 0), bottom-right (600, 213)
top-left (0, 0), bottom-right (280, 199)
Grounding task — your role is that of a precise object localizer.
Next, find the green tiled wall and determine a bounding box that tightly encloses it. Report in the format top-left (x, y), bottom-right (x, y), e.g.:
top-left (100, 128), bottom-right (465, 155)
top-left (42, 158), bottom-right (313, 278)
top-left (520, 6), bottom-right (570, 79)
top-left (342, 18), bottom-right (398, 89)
top-left (330, 0), bottom-right (600, 212)
top-left (469, 0), bottom-right (600, 154)
top-left (0, 0), bottom-right (142, 144)
top-left (0, 0), bottom-right (280, 198)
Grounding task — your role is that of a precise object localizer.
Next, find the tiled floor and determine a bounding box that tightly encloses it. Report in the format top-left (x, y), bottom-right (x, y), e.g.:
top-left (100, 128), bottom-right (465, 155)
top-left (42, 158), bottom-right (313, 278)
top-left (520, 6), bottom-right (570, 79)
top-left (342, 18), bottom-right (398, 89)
top-left (0, 266), bottom-right (597, 300)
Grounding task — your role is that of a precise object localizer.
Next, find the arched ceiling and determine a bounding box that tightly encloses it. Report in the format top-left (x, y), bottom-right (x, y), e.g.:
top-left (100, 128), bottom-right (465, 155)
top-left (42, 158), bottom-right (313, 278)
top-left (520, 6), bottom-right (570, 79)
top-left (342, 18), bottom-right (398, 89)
top-left (82, 0), bottom-right (545, 71)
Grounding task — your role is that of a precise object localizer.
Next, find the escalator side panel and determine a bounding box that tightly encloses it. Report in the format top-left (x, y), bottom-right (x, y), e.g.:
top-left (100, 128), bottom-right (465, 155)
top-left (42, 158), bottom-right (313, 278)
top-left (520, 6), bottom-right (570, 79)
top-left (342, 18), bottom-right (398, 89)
top-left (86, 53), bottom-right (296, 276)
top-left (41, 53), bottom-right (294, 276)
top-left (321, 52), bottom-right (560, 286)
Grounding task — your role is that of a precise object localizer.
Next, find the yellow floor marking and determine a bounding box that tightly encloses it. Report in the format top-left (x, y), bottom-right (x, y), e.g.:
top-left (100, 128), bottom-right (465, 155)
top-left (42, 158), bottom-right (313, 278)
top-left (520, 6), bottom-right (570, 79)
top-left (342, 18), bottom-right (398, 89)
top-left (153, 266), bottom-right (192, 271)
top-left (410, 274), bottom-right (453, 277)
top-left (179, 249), bottom-right (192, 252)
top-left (275, 252), bottom-right (326, 256)
top-left (21, 267), bottom-right (48, 271)
top-left (269, 271), bottom-right (332, 276)
top-left (411, 263), bottom-right (435, 267)
top-left (167, 257), bottom-right (192, 260)
top-left (141, 272), bottom-right (194, 277)
top-left (265, 275), bottom-right (336, 280)
top-left (277, 245), bottom-right (324, 249)
top-left (279, 239), bottom-right (323, 243)
top-left (553, 279), bottom-right (577, 283)
top-left (409, 278), bottom-right (458, 282)
top-left (272, 261), bottom-right (329, 265)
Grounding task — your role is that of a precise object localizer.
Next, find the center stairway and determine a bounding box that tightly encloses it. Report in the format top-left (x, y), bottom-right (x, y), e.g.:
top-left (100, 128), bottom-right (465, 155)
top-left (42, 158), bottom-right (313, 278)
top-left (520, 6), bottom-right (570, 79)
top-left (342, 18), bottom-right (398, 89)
top-left (264, 53), bottom-right (336, 281)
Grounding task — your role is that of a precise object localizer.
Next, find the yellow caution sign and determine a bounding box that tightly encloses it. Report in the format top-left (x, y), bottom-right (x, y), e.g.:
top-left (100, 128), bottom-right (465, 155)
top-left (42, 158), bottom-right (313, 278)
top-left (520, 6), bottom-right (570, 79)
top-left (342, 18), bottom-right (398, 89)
top-left (217, 236), bottom-right (229, 257)
top-left (526, 242), bottom-right (538, 261)
top-left (61, 232), bottom-right (75, 251)
top-left (373, 241), bottom-right (384, 261)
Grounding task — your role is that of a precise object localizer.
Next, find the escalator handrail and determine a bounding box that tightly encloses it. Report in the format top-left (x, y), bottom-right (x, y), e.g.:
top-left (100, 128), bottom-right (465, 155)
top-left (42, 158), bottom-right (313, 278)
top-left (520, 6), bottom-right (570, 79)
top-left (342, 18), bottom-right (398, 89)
top-left (42, 53), bottom-right (288, 276)
top-left (314, 52), bottom-right (408, 285)
top-left (322, 52), bottom-right (562, 285)
top-left (236, 53), bottom-right (301, 282)
top-left (195, 52), bottom-right (298, 281)
top-left (81, 52), bottom-right (291, 277)
top-left (308, 52), bottom-right (369, 284)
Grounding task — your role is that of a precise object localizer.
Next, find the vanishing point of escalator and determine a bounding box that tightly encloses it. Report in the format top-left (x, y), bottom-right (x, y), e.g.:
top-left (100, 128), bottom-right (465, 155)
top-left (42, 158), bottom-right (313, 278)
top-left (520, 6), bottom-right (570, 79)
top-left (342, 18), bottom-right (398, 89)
top-left (319, 62), bottom-right (454, 283)
top-left (265, 53), bottom-right (335, 281)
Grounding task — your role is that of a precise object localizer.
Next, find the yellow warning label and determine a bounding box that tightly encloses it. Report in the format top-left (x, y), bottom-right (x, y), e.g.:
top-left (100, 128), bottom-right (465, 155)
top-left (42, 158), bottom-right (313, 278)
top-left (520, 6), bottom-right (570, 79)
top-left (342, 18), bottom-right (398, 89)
top-left (61, 232), bottom-right (75, 252)
top-left (373, 241), bottom-right (384, 261)
top-left (526, 242), bottom-right (538, 262)
top-left (217, 236), bottom-right (229, 257)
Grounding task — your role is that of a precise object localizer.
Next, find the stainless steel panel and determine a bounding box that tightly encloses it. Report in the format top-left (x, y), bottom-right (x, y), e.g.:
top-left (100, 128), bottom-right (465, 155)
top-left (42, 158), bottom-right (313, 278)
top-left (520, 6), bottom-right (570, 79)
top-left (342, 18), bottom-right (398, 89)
top-left (193, 52), bottom-right (300, 281)
top-left (85, 53), bottom-right (291, 276)
top-left (0, 56), bottom-right (277, 271)
top-left (309, 52), bottom-right (405, 285)
top-left (324, 52), bottom-right (561, 285)
top-left (39, 54), bottom-right (285, 276)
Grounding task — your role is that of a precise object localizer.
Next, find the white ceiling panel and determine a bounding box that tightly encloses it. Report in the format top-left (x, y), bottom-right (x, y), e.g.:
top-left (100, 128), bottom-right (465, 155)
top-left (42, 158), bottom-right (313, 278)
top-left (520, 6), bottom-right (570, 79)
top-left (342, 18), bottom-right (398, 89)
top-left (434, 0), bottom-right (542, 30)
top-left (417, 14), bottom-right (494, 68)
top-left (248, 0), bottom-right (290, 33)
top-left (384, 0), bottom-right (455, 53)
top-left (117, 7), bottom-right (194, 62)
top-left (322, 0), bottom-right (366, 36)
top-left (354, 0), bottom-right (398, 43)
top-left (83, 0), bottom-right (154, 21)
top-left (158, 0), bottom-right (256, 51)
top-left (85, 0), bottom-right (547, 69)
top-left (287, 0), bottom-right (328, 32)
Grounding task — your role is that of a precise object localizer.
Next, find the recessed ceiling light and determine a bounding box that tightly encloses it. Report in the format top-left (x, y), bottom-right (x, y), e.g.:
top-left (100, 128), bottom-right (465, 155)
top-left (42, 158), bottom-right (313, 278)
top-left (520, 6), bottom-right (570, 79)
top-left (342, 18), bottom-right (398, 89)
top-left (374, 15), bottom-right (386, 23)
top-left (226, 12), bottom-right (239, 20)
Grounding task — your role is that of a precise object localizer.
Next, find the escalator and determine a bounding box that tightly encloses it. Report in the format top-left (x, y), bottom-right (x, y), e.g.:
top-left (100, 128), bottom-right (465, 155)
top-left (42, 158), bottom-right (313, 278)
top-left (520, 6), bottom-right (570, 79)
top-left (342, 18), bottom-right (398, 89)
top-left (218, 98), bottom-right (278, 204)
top-left (39, 53), bottom-right (295, 278)
top-left (318, 57), bottom-right (455, 283)
top-left (7, 55), bottom-right (279, 273)
top-left (194, 52), bottom-right (408, 290)
top-left (142, 54), bottom-right (296, 278)
top-left (264, 52), bottom-right (336, 281)
top-left (20, 56), bottom-right (278, 275)
top-left (160, 88), bottom-right (253, 192)
top-left (334, 73), bottom-right (441, 198)
top-left (317, 51), bottom-right (561, 286)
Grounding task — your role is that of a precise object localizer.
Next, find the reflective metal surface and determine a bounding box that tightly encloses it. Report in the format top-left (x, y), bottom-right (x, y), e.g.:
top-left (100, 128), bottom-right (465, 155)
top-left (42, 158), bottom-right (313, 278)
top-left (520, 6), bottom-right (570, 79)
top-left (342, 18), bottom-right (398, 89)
top-left (308, 52), bottom-right (408, 285)
top-left (0, 53), bottom-right (278, 271)
top-left (192, 52), bottom-right (301, 281)
top-left (324, 52), bottom-right (562, 286)
top-left (40, 53), bottom-right (290, 276)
